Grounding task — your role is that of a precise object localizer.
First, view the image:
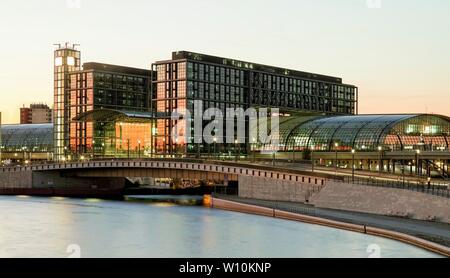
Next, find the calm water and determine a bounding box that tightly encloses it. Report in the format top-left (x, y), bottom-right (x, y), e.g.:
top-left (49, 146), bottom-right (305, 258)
top-left (0, 195), bottom-right (441, 258)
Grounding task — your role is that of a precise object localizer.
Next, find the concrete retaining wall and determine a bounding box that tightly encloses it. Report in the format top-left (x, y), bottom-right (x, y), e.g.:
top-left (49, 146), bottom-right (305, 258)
top-left (238, 175), bottom-right (324, 203)
top-left (0, 171), bottom-right (33, 188)
top-left (0, 171), bottom-right (125, 190)
top-left (310, 182), bottom-right (450, 223)
top-left (32, 171), bottom-right (126, 189)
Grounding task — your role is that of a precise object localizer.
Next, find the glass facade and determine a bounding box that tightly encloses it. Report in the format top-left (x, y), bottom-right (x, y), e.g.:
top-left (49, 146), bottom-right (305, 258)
top-left (277, 114), bottom-right (450, 152)
top-left (53, 46), bottom-right (81, 161)
top-left (67, 63), bottom-right (152, 158)
top-left (153, 51), bottom-right (357, 156)
top-left (154, 60), bottom-right (247, 156)
top-left (1, 124), bottom-right (53, 153)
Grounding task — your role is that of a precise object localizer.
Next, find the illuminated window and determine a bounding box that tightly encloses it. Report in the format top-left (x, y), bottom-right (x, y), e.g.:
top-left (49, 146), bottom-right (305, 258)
top-left (67, 57), bottom-right (75, 66)
top-left (55, 57), bottom-right (63, 66)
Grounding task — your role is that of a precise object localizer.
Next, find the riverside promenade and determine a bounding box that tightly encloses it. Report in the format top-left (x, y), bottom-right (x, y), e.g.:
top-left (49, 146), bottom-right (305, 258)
top-left (211, 194), bottom-right (450, 256)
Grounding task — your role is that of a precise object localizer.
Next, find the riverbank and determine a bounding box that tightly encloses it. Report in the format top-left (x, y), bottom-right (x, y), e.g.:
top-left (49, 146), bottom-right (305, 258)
top-left (209, 195), bottom-right (450, 257)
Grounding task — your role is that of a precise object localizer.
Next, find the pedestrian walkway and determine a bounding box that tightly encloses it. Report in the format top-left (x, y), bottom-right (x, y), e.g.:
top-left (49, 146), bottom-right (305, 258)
top-left (215, 194), bottom-right (450, 247)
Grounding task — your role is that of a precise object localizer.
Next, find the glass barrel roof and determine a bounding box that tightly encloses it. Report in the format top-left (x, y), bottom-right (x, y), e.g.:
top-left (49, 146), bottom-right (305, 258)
top-left (1, 124), bottom-right (53, 152)
top-left (281, 114), bottom-right (450, 152)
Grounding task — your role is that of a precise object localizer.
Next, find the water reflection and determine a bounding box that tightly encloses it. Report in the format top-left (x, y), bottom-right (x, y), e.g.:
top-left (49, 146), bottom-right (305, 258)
top-left (0, 196), bottom-right (441, 258)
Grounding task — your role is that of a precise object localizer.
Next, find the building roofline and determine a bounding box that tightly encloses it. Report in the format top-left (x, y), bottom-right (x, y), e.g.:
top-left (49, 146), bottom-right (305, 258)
top-left (81, 62), bottom-right (152, 76)
top-left (170, 50), bottom-right (346, 84)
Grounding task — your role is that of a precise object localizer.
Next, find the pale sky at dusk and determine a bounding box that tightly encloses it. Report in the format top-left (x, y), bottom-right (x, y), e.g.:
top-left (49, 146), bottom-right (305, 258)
top-left (0, 0), bottom-right (449, 124)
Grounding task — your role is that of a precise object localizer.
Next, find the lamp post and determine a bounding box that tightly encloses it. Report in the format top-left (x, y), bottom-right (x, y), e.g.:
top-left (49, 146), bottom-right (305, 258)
top-left (334, 142), bottom-right (339, 178)
top-left (138, 140), bottom-right (141, 159)
top-left (351, 149), bottom-right (356, 183)
top-left (415, 149), bottom-right (421, 176)
top-left (213, 137), bottom-right (217, 160)
top-left (401, 163), bottom-right (405, 187)
top-left (92, 140), bottom-right (95, 160)
top-left (197, 136), bottom-right (201, 159)
top-left (235, 139), bottom-right (239, 162)
top-left (101, 143), bottom-right (105, 159)
top-left (378, 146), bottom-right (383, 175)
top-left (252, 137), bottom-right (256, 163)
top-left (127, 139), bottom-right (130, 159)
top-left (311, 146), bottom-right (315, 173)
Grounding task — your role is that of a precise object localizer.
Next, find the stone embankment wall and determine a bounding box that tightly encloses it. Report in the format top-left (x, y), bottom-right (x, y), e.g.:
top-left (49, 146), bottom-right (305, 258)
top-left (0, 172), bottom-right (33, 188)
top-left (310, 182), bottom-right (450, 223)
top-left (238, 175), bottom-right (324, 203)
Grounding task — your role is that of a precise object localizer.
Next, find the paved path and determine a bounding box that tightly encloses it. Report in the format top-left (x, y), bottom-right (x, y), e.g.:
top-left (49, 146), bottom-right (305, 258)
top-left (216, 195), bottom-right (450, 247)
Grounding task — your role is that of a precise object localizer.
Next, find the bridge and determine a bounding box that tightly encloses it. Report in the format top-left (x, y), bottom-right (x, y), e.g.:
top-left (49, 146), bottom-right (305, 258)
top-left (0, 159), bottom-right (330, 198)
top-left (1, 158), bottom-right (449, 223)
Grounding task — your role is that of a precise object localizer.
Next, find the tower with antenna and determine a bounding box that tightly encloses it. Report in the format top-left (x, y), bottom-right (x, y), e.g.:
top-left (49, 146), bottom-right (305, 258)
top-left (53, 42), bottom-right (81, 161)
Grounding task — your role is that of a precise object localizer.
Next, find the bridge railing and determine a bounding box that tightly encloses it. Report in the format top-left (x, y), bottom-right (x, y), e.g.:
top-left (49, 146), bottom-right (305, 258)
top-left (340, 176), bottom-right (450, 199)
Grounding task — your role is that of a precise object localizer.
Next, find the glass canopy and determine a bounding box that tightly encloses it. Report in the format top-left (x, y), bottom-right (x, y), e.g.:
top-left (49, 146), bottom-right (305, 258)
top-left (1, 124), bottom-right (53, 152)
top-left (277, 114), bottom-right (450, 152)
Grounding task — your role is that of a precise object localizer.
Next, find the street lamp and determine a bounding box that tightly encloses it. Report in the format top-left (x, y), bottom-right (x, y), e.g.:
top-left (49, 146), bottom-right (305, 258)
top-left (213, 137), bottom-right (217, 160)
top-left (415, 149), bottom-right (421, 176)
top-left (101, 143), bottom-right (105, 159)
top-left (334, 142), bottom-right (339, 178)
top-left (378, 146), bottom-right (383, 175)
top-left (197, 137), bottom-right (201, 159)
top-left (92, 140), bottom-right (96, 160)
top-left (311, 146), bottom-right (315, 172)
top-left (234, 139), bottom-right (239, 162)
top-left (138, 140), bottom-right (141, 159)
top-left (351, 149), bottom-right (356, 183)
top-left (23, 146), bottom-right (28, 161)
top-left (127, 139), bottom-right (130, 159)
top-left (252, 137), bottom-right (257, 163)
top-left (64, 146), bottom-right (67, 160)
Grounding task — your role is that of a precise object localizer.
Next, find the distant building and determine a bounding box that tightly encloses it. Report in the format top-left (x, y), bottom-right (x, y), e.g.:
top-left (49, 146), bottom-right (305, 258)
top-left (20, 104), bottom-right (52, 124)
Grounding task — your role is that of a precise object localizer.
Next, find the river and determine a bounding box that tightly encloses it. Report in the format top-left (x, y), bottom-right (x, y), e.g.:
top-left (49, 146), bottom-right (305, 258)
top-left (0, 195), bottom-right (441, 258)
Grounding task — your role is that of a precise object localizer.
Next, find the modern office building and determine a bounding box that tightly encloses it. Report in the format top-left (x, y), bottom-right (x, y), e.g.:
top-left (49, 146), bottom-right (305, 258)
top-left (68, 62), bottom-right (153, 159)
top-left (20, 104), bottom-right (52, 124)
top-left (53, 45), bottom-right (154, 161)
top-left (152, 51), bottom-right (358, 157)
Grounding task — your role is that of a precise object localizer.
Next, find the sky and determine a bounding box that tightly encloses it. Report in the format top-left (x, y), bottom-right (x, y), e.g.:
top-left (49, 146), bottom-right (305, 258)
top-left (0, 0), bottom-right (449, 124)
